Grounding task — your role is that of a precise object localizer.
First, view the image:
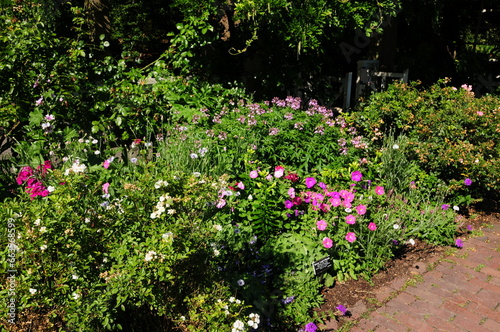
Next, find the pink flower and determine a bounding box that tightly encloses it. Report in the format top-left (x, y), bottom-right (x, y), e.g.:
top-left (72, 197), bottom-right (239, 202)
top-left (236, 182), bottom-right (245, 190)
top-left (322, 237), bottom-right (333, 248)
top-left (375, 186), bottom-right (385, 195)
top-left (345, 214), bottom-right (356, 225)
top-left (288, 187), bottom-right (296, 198)
top-left (284, 200), bottom-right (294, 209)
top-left (329, 197), bottom-right (341, 207)
top-left (316, 220), bottom-right (327, 231)
top-left (249, 170), bottom-right (258, 178)
top-left (464, 178), bottom-right (472, 186)
top-left (477, 111), bottom-right (484, 116)
top-left (216, 199), bottom-right (226, 208)
top-left (274, 166), bottom-right (285, 178)
top-left (305, 177), bottom-right (316, 189)
top-left (351, 171), bottom-right (362, 182)
top-left (345, 232), bottom-right (356, 243)
top-left (102, 182), bottom-right (110, 194)
top-left (356, 204), bottom-right (367, 215)
top-left (17, 166), bottom-right (34, 185)
top-left (368, 222), bottom-right (377, 231)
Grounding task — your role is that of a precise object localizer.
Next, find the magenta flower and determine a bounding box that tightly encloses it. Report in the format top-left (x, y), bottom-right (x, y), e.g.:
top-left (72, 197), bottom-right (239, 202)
top-left (249, 170), bottom-right (258, 178)
top-left (304, 322), bottom-right (318, 332)
top-left (274, 166), bottom-right (285, 178)
top-left (284, 200), bottom-right (294, 209)
top-left (455, 238), bottom-right (463, 248)
top-left (441, 204), bottom-right (450, 210)
top-left (322, 237), bottom-right (333, 249)
top-left (355, 204), bottom-right (367, 215)
top-left (351, 171), bottom-right (363, 182)
top-left (316, 220), bottom-right (327, 231)
top-left (345, 214), bottom-right (356, 225)
top-left (375, 186), bottom-right (385, 195)
top-left (467, 225), bottom-right (473, 231)
top-left (330, 197), bottom-right (341, 207)
top-left (368, 222), bottom-right (377, 231)
top-left (102, 182), bottom-right (110, 194)
top-left (17, 166), bottom-right (34, 185)
top-left (103, 158), bottom-right (114, 169)
top-left (305, 177), bottom-right (316, 189)
top-left (346, 232), bottom-right (356, 243)
top-left (464, 178), bottom-right (472, 186)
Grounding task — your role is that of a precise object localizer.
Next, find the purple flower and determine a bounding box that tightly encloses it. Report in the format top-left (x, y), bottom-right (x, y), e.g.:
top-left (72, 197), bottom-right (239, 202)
top-left (441, 204), bottom-right (450, 210)
top-left (455, 239), bottom-right (464, 248)
top-left (464, 178), bottom-right (472, 186)
top-left (467, 225), bottom-right (473, 231)
top-left (336, 304), bottom-right (348, 315)
top-left (305, 177), bottom-right (316, 189)
top-left (304, 322), bottom-right (318, 332)
top-left (282, 296), bottom-right (295, 304)
top-left (318, 182), bottom-right (327, 189)
top-left (284, 200), bottom-right (294, 209)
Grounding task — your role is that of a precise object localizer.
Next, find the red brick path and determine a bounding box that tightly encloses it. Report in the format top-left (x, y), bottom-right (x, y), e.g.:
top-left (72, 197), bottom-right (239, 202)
top-left (347, 219), bottom-right (500, 332)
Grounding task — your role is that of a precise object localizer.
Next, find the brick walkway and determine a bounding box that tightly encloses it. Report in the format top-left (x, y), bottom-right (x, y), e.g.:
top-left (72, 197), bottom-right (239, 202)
top-left (345, 219), bottom-right (500, 332)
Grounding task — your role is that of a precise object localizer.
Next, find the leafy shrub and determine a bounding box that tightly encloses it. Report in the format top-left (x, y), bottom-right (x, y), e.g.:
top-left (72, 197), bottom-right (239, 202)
top-left (355, 79), bottom-right (500, 201)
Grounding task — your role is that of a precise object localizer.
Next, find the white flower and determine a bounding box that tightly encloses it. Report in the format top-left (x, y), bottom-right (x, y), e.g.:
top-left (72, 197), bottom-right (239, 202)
top-left (190, 153), bottom-right (199, 159)
top-left (167, 209), bottom-right (176, 215)
top-left (180, 316), bottom-right (186, 321)
top-left (213, 224), bottom-right (223, 231)
top-left (248, 195), bottom-right (253, 200)
top-left (47, 186), bottom-right (55, 192)
top-left (229, 297), bottom-right (235, 303)
top-left (393, 144), bottom-right (400, 149)
top-left (29, 288), bottom-right (37, 295)
top-left (72, 274), bottom-right (79, 280)
top-left (453, 206), bottom-right (460, 211)
top-left (72, 292), bottom-right (80, 300)
top-left (40, 226), bottom-right (47, 233)
top-left (213, 249), bottom-right (220, 256)
top-left (84, 218), bottom-right (90, 223)
top-left (94, 150), bottom-right (101, 155)
top-left (345, 208), bottom-right (352, 213)
top-left (237, 279), bottom-right (245, 286)
top-left (150, 212), bottom-right (158, 219)
top-left (393, 224), bottom-right (400, 230)
top-left (40, 245), bottom-right (47, 251)
top-left (232, 320), bottom-right (245, 331)
top-left (408, 238), bottom-right (415, 246)
top-left (145, 251), bottom-right (157, 262)
top-left (199, 147), bottom-right (208, 156)
top-left (34, 219), bottom-right (41, 226)
top-left (162, 232), bottom-right (173, 241)
top-left (248, 313), bottom-right (260, 329)
top-left (192, 172), bottom-right (201, 177)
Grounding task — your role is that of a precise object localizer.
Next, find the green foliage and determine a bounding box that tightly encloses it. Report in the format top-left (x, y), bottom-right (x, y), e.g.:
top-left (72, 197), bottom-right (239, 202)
top-left (355, 79), bottom-right (500, 201)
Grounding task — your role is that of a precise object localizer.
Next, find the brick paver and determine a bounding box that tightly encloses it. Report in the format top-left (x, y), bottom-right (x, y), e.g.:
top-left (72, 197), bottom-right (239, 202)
top-left (343, 219), bottom-right (500, 331)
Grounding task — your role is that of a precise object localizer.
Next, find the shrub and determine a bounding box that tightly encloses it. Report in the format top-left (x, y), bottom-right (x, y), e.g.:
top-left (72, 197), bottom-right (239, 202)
top-left (355, 79), bottom-right (500, 202)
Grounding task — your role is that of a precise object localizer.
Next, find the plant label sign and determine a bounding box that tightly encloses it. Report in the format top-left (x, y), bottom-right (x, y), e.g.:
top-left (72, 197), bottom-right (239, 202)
top-left (312, 256), bottom-right (332, 276)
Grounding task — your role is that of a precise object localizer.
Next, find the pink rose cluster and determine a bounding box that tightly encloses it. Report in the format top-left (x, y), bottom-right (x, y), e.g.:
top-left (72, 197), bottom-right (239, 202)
top-left (16, 161), bottom-right (52, 199)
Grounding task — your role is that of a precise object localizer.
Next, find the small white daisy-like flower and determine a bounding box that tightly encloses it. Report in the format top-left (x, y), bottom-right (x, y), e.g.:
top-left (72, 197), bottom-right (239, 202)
top-left (47, 186), bottom-right (55, 192)
top-left (94, 150), bottom-right (100, 155)
top-left (40, 226), bottom-right (47, 233)
top-left (40, 245), bottom-right (47, 251)
top-left (162, 232), bottom-right (173, 241)
top-left (145, 251), bottom-right (157, 262)
top-left (213, 224), bottom-right (223, 231)
top-left (72, 274), bottom-right (79, 280)
top-left (29, 288), bottom-right (37, 295)
top-left (34, 219), bottom-right (41, 226)
top-left (408, 238), bottom-right (415, 246)
top-left (213, 249), bottom-right (220, 256)
top-left (393, 144), bottom-right (400, 149)
top-left (72, 292), bottom-right (80, 300)
top-left (393, 224), bottom-right (400, 230)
